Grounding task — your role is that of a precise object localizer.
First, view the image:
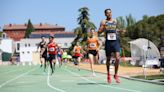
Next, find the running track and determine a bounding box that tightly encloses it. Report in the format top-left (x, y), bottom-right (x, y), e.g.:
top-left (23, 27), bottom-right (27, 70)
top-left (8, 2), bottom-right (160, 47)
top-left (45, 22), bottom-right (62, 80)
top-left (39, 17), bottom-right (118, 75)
top-left (0, 65), bottom-right (163, 92)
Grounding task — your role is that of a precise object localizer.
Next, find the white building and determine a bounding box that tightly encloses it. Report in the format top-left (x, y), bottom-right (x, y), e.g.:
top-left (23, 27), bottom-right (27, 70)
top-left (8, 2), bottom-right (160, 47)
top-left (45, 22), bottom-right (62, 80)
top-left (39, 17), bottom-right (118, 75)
top-left (17, 36), bottom-right (75, 63)
top-left (18, 39), bottom-right (40, 63)
top-left (0, 38), bottom-right (15, 61)
top-left (54, 37), bottom-right (75, 48)
top-left (0, 39), bottom-right (14, 53)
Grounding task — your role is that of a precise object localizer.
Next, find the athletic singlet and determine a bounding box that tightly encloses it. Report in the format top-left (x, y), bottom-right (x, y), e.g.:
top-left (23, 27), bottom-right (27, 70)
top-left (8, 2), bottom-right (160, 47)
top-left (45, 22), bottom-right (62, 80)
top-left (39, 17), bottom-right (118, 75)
top-left (48, 42), bottom-right (57, 54)
top-left (62, 52), bottom-right (68, 58)
top-left (39, 41), bottom-right (46, 49)
top-left (104, 19), bottom-right (121, 54)
top-left (57, 48), bottom-right (63, 55)
top-left (105, 19), bottom-right (119, 41)
top-left (87, 37), bottom-right (99, 50)
top-left (74, 46), bottom-right (81, 53)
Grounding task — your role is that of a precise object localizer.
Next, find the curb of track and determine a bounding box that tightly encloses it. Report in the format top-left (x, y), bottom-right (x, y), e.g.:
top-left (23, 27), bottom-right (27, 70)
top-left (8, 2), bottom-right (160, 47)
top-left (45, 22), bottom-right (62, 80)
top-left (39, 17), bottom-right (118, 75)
top-left (69, 65), bottom-right (164, 85)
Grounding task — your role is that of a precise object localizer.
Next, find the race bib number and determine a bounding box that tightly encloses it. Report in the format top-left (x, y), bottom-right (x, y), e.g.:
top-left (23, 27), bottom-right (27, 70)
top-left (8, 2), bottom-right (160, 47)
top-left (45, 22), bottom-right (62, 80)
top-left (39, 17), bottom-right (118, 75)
top-left (107, 33), bottom-right (116, 40)
top-left (89, 43), bottom-right (96, 48)
top-left (49, 47), bottom-right (55, 52)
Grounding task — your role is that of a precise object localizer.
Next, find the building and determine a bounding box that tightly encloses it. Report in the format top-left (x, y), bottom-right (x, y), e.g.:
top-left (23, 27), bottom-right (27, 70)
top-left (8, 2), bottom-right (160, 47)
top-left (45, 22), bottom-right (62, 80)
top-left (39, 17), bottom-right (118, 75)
top-left (54, 32), bottom-right (75, 49)
top-left (2, 23), bottom-right (75, 63)
top-left (17, 32), bottom-right (75, 63)
top-left (3, 23), bottom-right (65, 41)
top-left (0, 38), bottom-right (15, 62)
top-left (18, 39), bottom-right (39, 63)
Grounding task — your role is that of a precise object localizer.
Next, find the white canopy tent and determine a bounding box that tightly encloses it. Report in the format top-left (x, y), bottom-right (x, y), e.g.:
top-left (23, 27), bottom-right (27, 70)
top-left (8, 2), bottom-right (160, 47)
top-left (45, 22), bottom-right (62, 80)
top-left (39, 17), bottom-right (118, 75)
top-left (129, 38), bottom-right (160, 66)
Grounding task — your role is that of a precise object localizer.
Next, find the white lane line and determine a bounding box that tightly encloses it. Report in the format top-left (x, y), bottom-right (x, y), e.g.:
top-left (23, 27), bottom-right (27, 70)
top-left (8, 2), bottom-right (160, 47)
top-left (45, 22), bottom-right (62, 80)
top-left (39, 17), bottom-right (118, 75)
top-left (0, 67), bottom-right (37, 88)
top-left (47, 67), bottom-right (66, 92)
top-left (65, 69), bottom-right (141, 92)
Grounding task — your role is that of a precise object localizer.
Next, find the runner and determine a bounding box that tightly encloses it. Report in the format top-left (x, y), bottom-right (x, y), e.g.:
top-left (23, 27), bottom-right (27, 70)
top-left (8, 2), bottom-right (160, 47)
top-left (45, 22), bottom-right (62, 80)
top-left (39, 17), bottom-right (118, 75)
top-left (37, 36), bottom-right (47, 70)
top-left (87, 28), bottom-right (100, 76)
top-left (47, 35), bottom-right (58, 74)
top-left (57, 46), bottom-right (63, 67)
top-left (62, 49), bottom-right (68, 63)
top-left (73, 43), bottom-right (82, 71)
top-left (98, 8), bottom-right (124, 84)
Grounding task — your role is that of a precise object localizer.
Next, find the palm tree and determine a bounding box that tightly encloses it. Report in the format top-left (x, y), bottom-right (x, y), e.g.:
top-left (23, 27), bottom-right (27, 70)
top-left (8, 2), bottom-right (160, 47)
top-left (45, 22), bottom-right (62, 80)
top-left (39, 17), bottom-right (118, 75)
top-left (78, 7), bottom-right (89, 25)
top-left (69, 7), bottom-right (96, 54)
top-left (77, 7), bottom-right (96, 43)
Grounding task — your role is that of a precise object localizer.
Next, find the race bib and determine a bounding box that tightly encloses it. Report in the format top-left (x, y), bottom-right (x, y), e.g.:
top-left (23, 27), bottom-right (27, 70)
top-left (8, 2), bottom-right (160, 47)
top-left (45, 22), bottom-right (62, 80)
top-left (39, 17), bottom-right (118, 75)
top-left (49, 47), bottom-right (55, 52)
top-left (89, 43), bottom-right (96, 48)
top-left (107, 33), bottom-right (116, 40)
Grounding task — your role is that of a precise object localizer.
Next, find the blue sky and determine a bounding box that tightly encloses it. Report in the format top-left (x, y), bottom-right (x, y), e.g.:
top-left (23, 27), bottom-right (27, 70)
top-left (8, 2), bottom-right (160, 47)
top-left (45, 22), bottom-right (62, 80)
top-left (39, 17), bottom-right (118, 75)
top-left (0, 0), bottom-right (164, 31)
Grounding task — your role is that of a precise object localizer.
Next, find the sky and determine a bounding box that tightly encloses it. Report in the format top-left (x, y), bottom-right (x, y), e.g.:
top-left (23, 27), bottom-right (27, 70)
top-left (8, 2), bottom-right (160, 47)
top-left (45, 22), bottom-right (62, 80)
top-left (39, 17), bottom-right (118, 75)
top-left (0, 0), bottom-right (164, 31)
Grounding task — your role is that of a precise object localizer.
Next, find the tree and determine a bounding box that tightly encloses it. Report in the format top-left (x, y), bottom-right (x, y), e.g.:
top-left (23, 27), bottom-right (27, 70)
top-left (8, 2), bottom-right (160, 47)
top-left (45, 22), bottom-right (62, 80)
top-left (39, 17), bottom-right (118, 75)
top-left (0, 32), bottom-right (3, 37)
top-left (25, 19), bottom-right (35, 38)
top-left (125, 14), bottom-right (136, 38)
top-left (127, 14), bottom-right (164, 46)
top-left (116, 16), bottom-right (126, 30)
top-left (77, 7), bottom-right (96, 44)
top-left (116, 15), bottom-right (136, 56)
top-left (116, 14), bottom-right (164, 56)
top-left (68, 7), bottom-right (96, 54)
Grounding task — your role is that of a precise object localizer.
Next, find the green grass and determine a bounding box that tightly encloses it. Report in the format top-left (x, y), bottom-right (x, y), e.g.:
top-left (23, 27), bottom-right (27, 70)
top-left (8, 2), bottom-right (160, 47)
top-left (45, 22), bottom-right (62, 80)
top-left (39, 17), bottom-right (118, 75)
top-left (133, 74), bottom-right (164, 80)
